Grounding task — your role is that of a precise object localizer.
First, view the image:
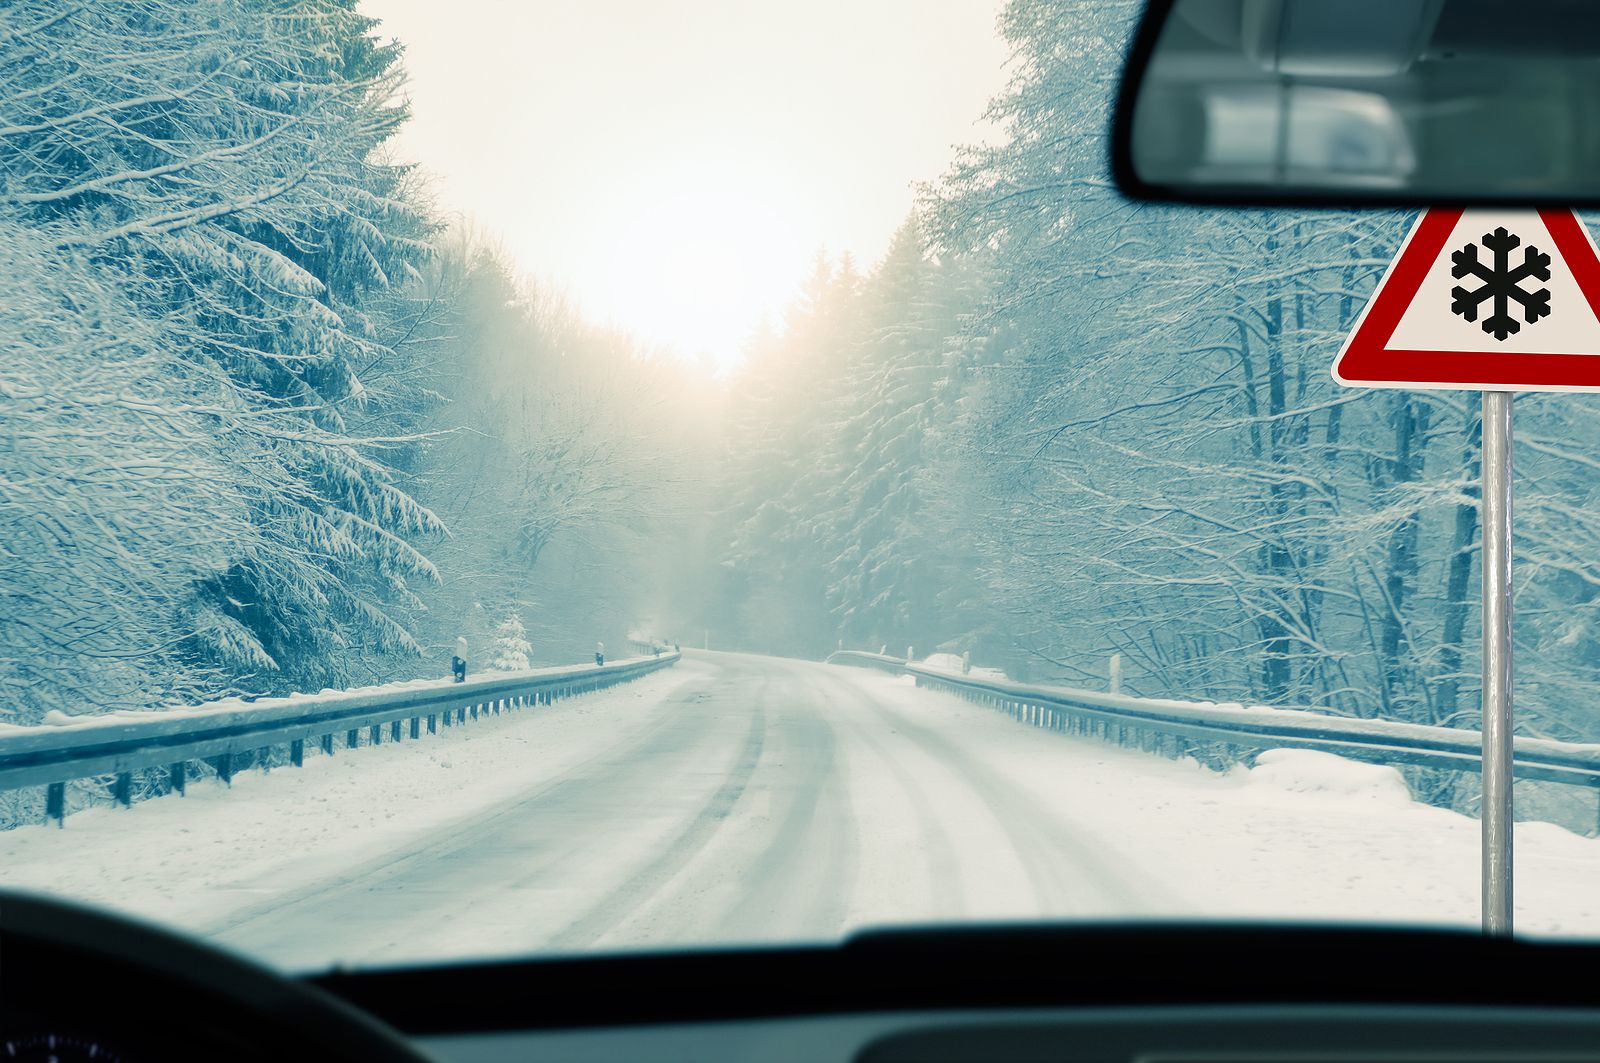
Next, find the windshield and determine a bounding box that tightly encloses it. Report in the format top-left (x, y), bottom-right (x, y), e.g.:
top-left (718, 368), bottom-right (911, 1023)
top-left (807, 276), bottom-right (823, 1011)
top-left (4, 0), bottom-right (1600, 974)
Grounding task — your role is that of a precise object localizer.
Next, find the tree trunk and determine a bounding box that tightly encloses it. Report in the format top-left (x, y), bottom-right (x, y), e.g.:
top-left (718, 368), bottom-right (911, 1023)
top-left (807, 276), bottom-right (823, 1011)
top-left (1435, 406), bottom-right (1482, 727)
top-left (1377, 394), bottom-right (1431, 720)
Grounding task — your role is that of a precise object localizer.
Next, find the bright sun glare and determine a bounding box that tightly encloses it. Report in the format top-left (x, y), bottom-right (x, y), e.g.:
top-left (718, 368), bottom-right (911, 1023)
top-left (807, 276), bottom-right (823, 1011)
top-left (567, 157), bottom-right (815, 373)
top-left (358, 0), bottom-right (1009, 375)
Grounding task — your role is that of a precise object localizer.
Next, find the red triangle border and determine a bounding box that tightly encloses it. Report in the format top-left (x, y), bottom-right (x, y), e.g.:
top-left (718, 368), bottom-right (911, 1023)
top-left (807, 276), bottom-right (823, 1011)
top-left (1334, 209), bottom-right (1600, 390)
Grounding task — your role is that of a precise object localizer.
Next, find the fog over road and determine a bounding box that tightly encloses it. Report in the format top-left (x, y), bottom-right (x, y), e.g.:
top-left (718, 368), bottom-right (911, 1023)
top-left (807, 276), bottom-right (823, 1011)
top-left (207, 653), bottom-right (1150, 968)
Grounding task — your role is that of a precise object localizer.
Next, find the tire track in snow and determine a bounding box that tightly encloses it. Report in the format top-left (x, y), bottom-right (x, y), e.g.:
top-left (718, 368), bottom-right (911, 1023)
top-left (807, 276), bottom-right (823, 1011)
top-left (801, 667), bottom-right (966, 918)
top-left (204, 670), bottom-right (729, 951)
top-left (848, 673), bottom-right (1167, 916)
top-left (711, 687), bottom-right (856, 941)
top-left (540, 686), bottom-right (768, 951)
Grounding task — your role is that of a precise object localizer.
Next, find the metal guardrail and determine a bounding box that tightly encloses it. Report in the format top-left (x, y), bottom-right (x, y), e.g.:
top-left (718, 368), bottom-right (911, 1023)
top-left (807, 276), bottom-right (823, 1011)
top-left (0, 653), bottom-right (681, 826)
top-left (826, 650), bottom-right (1600, 791)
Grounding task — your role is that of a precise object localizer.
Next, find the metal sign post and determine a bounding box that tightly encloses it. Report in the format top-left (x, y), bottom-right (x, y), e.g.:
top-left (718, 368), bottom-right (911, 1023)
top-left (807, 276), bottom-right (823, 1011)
top-left (1480, 390), bottom-right (1514, 936)
top-left (1328, 207), bottom-right (1600, 936)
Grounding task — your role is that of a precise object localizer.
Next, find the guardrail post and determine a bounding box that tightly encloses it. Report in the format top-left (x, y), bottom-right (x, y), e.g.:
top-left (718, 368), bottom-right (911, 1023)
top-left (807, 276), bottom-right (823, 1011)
top-left (347, 727), bottom-right (359, 748)
top-left (370, 723), bottom-right (381, 745)
top-left (410, 716), bottom-right (420, 740)
top-left (114, 772), bottom-right (131, 807)
top-left (427, 713), bottom-right (437, 734)
top-left (170, 761), bottom-right (186, 795)
top-left (46, 782), bottom-right (65, 827)
top-left (290, 739), bottom-right (304, 767)
top-left (391, 719), bottom-right (402, 742)
top-left (321, 733), bottom-right (334, 756)
top-left (214, 753), bottom-right (233, 785)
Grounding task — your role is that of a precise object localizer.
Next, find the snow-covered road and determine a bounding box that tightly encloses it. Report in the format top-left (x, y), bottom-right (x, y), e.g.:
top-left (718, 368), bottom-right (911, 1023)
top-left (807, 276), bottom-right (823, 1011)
top-left (203, 651), bottom-right (1158, 967)
top-left (7, 651), bottom-right (1600, 971)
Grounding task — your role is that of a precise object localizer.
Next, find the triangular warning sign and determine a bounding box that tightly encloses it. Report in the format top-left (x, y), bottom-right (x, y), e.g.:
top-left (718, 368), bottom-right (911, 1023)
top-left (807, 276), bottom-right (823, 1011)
top-left (1334, 208), bottom-right (1600, 392)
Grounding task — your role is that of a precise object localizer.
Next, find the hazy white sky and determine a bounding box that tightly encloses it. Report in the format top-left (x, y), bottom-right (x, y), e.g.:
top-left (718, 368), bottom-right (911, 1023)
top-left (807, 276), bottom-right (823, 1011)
top-left (358, 0), bottom-right (1011, 369)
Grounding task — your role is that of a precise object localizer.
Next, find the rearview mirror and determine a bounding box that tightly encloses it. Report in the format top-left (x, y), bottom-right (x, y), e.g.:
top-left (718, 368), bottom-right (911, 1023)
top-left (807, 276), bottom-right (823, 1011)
top-left (1112, 0), bottom-right (1600, 205)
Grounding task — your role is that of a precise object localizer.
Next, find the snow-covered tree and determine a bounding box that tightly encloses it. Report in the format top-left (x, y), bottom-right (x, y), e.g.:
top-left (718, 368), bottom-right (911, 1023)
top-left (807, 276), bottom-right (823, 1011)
top-left (0, 225), bottom-right (249, 723)
top-left (491, 613), bottom-right (533, 672)
top-left (0, 0), bottom-right (443, 694)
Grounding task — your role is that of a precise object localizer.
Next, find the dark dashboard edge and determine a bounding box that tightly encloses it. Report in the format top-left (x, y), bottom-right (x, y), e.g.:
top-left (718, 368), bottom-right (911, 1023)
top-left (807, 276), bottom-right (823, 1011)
top-left (304, 923), bottom-right (1600, 1035)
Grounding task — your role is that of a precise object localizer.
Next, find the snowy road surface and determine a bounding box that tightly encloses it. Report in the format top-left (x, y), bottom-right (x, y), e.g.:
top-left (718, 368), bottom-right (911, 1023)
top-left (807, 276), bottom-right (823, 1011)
top-left (204, 652), bottom-right (1158, 967)
top-left (6, 651), bottom-right (1600, 970)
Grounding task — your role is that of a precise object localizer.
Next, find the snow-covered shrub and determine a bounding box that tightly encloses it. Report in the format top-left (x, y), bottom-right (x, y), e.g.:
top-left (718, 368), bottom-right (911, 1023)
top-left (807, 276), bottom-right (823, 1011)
top-left (491, 613), bottom-right (534, 671)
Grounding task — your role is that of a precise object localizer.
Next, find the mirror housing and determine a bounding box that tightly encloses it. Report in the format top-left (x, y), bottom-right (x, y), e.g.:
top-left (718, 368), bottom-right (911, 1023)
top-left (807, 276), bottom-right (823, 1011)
top-left (1112, 0), bottom-right (1600, 206)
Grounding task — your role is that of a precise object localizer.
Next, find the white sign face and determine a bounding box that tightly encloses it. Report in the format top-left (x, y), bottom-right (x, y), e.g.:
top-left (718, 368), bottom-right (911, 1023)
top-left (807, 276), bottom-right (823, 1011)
top-left (1333, 207), bottom-right (1600, 391)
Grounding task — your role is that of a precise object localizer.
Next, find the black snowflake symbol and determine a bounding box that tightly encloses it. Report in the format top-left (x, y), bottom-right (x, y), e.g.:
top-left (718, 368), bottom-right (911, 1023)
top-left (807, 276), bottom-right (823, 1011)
top-left (1450, 226), bottom-right (1551, 341)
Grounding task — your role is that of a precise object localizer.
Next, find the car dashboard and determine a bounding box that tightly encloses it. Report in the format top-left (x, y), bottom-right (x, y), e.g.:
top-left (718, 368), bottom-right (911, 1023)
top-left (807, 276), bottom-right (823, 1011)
top-left (414, 1006), bottom-right (1600, 1063)
top-left (8, 892), bottom-right (1600, 1063)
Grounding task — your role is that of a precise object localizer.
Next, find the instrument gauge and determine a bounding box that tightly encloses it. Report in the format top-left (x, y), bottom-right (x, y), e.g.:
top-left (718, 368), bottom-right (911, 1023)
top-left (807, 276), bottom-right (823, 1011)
top-left (2, 1034), bottom-right (127, 1062)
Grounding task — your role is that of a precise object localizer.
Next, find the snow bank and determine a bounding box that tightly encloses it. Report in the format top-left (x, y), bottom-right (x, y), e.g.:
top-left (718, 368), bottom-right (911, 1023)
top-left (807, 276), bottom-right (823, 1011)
top-left (844, 668), bottom-right (1600, 937)
top-left (1242, 748), bottom-right (1415, 808)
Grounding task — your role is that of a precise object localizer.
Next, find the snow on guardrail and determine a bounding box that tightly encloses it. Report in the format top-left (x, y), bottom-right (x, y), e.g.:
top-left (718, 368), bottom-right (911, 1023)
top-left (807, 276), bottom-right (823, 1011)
top-left (0, 652), bottom-right (681, 827)
top-left (826, 650), bottom-right (1600, 790)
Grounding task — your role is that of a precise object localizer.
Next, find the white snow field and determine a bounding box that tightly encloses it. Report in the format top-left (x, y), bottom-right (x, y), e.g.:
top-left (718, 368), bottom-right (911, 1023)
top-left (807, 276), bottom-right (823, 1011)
top-left (4, 650), bottom-right (1600, 971)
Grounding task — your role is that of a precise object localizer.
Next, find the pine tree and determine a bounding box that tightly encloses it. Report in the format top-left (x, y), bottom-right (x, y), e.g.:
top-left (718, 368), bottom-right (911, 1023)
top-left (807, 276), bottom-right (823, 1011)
top-left (491, 613), bottom-right (534, 672)
top-left (0, 0), bottom-right (443, 693)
